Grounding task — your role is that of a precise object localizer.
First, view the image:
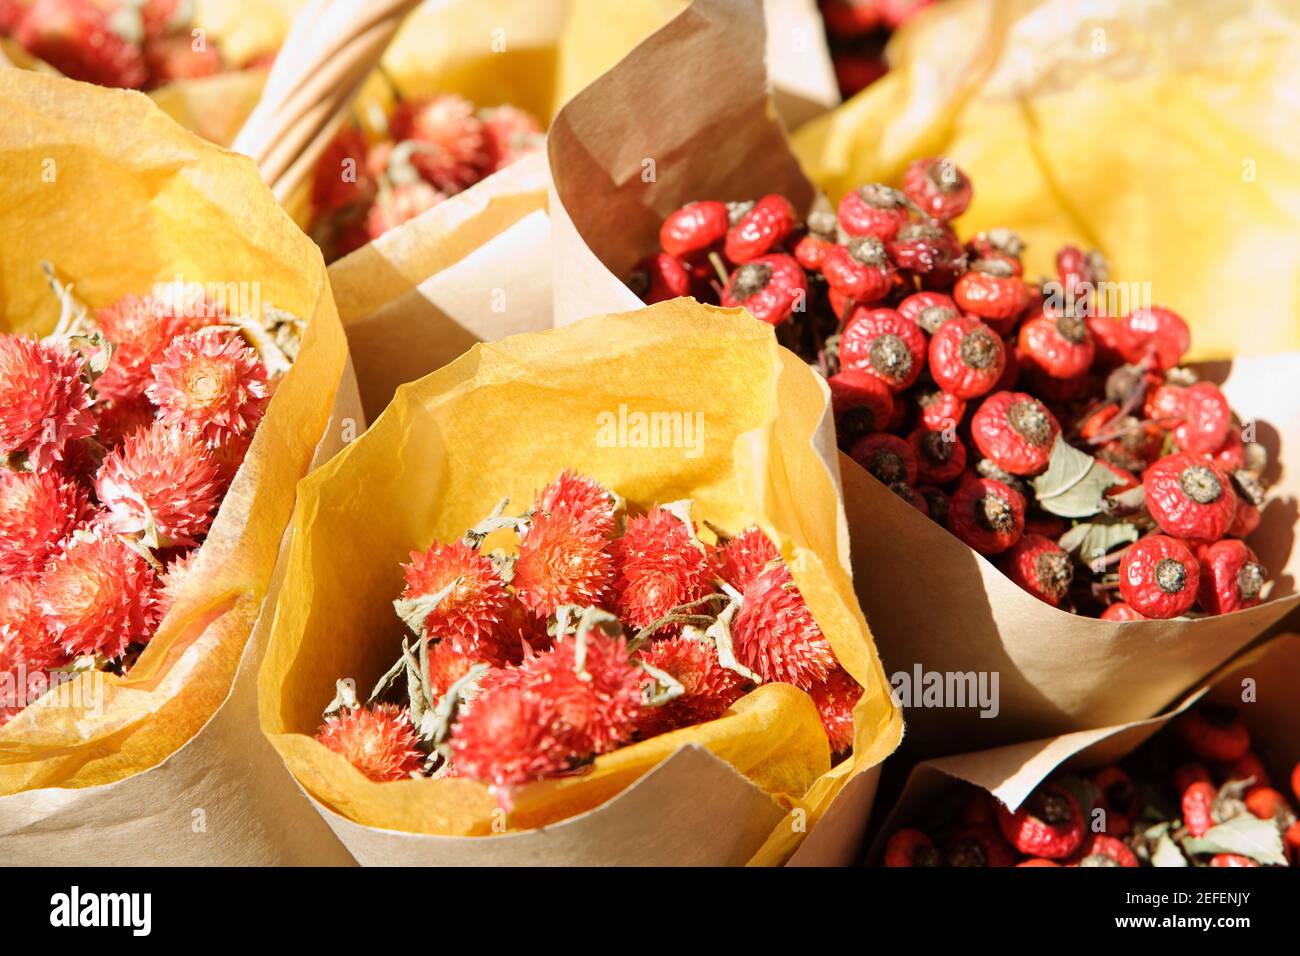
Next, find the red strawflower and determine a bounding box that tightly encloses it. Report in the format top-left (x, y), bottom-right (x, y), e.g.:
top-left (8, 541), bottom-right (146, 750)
top-left (38, 531), bottom-right (161, 660)
top-left (637, 635), bottom-right (748, 737)
top-left (390, 94), bottom-right (490, 193)
top-left (147, 330), bottom-right (270, 449)
top-left (95, 396), bottom-right (157, 449)
top-left (612, 507), bottom-right (712, 631)
top-left (0, 334), bottom-right (96, 471)
top-left (94, 293), bottom-right (206, 403)
top-left (364, 181), bottom-right (445, 239)
top-left (479, 104), bottom-right (543, 171)
top-left (155, 549), bottom-right (198, 621)
top-left (1, 575), bottom-right (70, 673)
top-left (513, 509), bottom-right (615, 617)
top-left (716, 526), bottom-right (780, 592)
top-left (96, 421), bottom-right (224, 547)
top-left (809, 666), bottom-right (860, 752)
top-left (398, 539), bottom-right (512, 663)
top-left (314, 704), bottom-right (424, 782)
top-left (310, 126), bottom-right (374, 218)
top-left (15, 0), bottom-right (149, 89)
top-left (731, 560), bottom-right (835, 690)
top-left (425, 639), bottom-right (482, 702)
top-left (450, 680), bottom-right (571, 791)
top-left (534, 469), bottom-right (616, 536)
top-left (0, 469), bottom-right (92, 577)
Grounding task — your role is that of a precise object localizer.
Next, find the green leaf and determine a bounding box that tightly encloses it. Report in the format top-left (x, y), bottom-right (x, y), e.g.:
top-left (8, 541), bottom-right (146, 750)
top-left (1182, 814), bottom-right (1287, 866)
top-left (1151, 832), bottom-right (1189, 867)
top-left (1033, 436), bottom-right (1122, 518)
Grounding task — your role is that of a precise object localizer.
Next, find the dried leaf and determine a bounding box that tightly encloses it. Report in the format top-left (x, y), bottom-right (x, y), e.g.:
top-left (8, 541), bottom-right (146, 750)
top-left (1182, 814), bottom-right (1287, 866)
top-left (1033, 436), bottom-right (1122, 518)
top-left (1151, 831), bottom-right (1189, 867)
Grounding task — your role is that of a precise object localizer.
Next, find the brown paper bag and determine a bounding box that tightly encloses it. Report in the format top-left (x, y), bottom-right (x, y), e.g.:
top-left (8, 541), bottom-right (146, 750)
top-left (259, 301), bottom-right (902, 865)
top-left (0, 71), bottom-right (355, 864)
top-left (848, 353), bottom-right (1300, 754)
top-left (867, 631), bottom-right (1300, 864)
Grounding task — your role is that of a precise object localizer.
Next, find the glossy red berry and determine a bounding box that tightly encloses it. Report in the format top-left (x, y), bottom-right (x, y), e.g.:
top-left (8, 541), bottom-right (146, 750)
top-left (908, 426), bottom-right (966, 484)
top-left (953, 258), bottom-right (1030, 325)
top-left (1196, 538), bottom-right (1265, 615)
top-left (1002, 533), bottom-right (1073, 607)
top-left (720, 253), bottom-right (807, 326)
top-left (1209, 854), bottom-right (1258, 867)
top-left (996, 784), bottom-right (1086, 859)
top-left (724, 193), bottom-right (796, 263)
top-left (887, 220), bottom-right (964, 283)
top-left (944, 824), bottom-right (1019, 867)
top-left (1087, 312), bottom-right (1128, 369)
top-left (822, 236), bottom-right (892, 303)
top-left (839, 307), bottom-right (927, 392)
top-left (947, 475), bottom-right (1025, 555)
top-left (849, 432), bottom-right (919, 487)
top-left (1244, 787), bottom-right (1294, 828)
top-left (837, 183), bottom-right (912, 241)
top-left (883, 828), bottom-right (942, 867)
top-left (828, 369), bottom-right (894, 445)
top-left (1018, 309), bottom-right (1095, 380)
top-left (902, 157), bottom-right (972, 221)
top-left (1118, 535), bottom-right (1200, 619)
top-left (630, 252), bottom-right (689, 304)
top-left (970, 391), bottom-right (1060, 476)
top-left (1069, 833), bottom-right (1139, 867)
top-left (1211, 431), bottom-right (1247, 472)
top-left (1100, 601), bottom-right (1146, 622)
top-left (929, 316), bottom-right (1006, 399)
top-left (659, 200), bottom-right (728, 259)
top-left (1175, 703), bottom-right (1251, 764)
top-left (897, 290), bottom-right (959, 335)
top-left (1173, 382), bottom-right (1231, 454)
top-left (917, 389), bottom-right (966, 432)
top-left (1145, 383), bottom-right (1188, 425)
top-left (1119, 306), bottom-right (1190, 370)
top-left (1143, 453), bottom-right (1237, 541)
top-left (1181, 780), bottom-right (1217, 837)
top-left (1054, 245), bottom-right (1106, 304)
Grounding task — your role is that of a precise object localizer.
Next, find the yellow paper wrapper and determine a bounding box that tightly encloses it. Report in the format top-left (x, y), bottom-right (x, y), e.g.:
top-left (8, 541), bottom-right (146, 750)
top-left (868, 631), bottom-right (1300, 864)
top-left (792, 0), bottom-right (1300, 360)
top-left (260, 301), bottom-right (902, 863)
top-left (0, 71), bottom-right (354, 862)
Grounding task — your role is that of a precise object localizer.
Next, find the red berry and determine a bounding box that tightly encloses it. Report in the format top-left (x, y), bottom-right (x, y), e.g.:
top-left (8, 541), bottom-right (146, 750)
top-left (1244, 787), bottom-right (1295, 828)
top-left (1100, 601), bottom-right (1146, 622)
top-left (902, 157), bottom-right (972, 221)
top-left (659, 200), bottom-right (728, 259)
top-left (1069, 833), bottom-right (1138, 867)
top-left (1209, 854), bottom-right (1258, 867)
top-left (1145, 383), bottom-right (1188, 425)
top-left (720, 253), bottom-right (807, 326)
top-left (1176, 703), bottom-right (1251, 764)
top-left (631, 252), bottom-right (689, 304)
top-left (828, 370), bottom-right (894, 445)
top-left (839, 307), bottom-right (927, 392)
top-left (1228, 498), bottom-right (1261, 539)
top-left (793, 232), bottom-right (834, 272)
top-left (1181, 780), bottom-right (1217, 837)
top-left (1092, 765), bottom-right (1141, 835)
top-left (1195, 538), bottom-right (1265, 615)
top-left (970, 391), bottom-right (1060, 476)
top-left (887, 220), bottom-right (964, 283)
top-left (945, 824), bottom-right (1019, 867)
top-left (917, 388), bottom-right (967, 432)
top-left (821, 0), bottom-right (882, 37)
top-left (837, 183), bottom-right (913, 240)
top-left (1174, 761), bottom-right (1213, 795)
top-left (953, 258), bottom-right (1030, 323)
top-left (724, 193), bottom-right (796, 263)
top-left (1087, 312), bottom-right (1128, 369)
top-left (1172, 382), bottom-right (1231, 454)
top-left (1017, 858), bottom-right (1060, 867)
top-left (1118, 306), bottom-right (1190, 370)
top-left (908, 425), bottom-right (967, 484)
top-left (1002, 534), bottom-right (1073, 607)
top-left (1054, 244), bottom-right (1106, 303)
top-left (897, 290), bottom-right (959, 335)
top-left (877, 0), bottom-right (936, 30)
top-left (996, 784), bottom-right (1086, 859)
top-left (928, 316), bottom-right (1006, 399)
top-left (849, 432), bottom-right (919, 487)
top-left (1018, 309), bottom-right (1095, 380)
top-left (822, 236), bottom-right (892, 303)
top-left (883, 828), bottom-right (941, 867)
top-left (1143, 453), bottom-right (1237, 541)
top-left (1293, 762), bottom-right (1300, 804)
top-left (832, 51), bottom-right (888, 96)
top-left (947, 476), bottom-right (1025, 555)
top-left (1097, 459), bottom-right (1140, 496)
top-left (1118, 535), bottom-right (1200, 619)
top-left (1211, 431), bottom-right (1247, 473)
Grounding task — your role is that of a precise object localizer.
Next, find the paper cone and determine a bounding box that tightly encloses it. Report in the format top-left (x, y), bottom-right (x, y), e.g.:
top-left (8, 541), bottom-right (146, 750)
top-left (867, 631), bottom-right (1300, 863)
top-left (259, 301), bottom-right (902, 864)
top-left (847, 353), bottom-right (1300, 754)
top-left (0, 71), bottom-right (354, 864)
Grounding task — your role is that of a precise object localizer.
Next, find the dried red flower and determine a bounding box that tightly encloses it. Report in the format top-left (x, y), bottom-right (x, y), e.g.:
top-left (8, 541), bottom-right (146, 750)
top-left (0, 334), bottom-right (96, 471)
top-left (513, 509), bottom-right (615, 618)
top-left (612, 507), bottom-right (712, 631)
top-left (0, 469), bottom-right (92, 577)
top-left (315, 704), bottom-right (424, 782)
top-left (147, 330), bottom-right (270, 449)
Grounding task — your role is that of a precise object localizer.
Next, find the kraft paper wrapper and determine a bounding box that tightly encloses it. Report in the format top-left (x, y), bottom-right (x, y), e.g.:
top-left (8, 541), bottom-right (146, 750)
top-left (327, 150), bottom-right (553, 422)
top-left (847, 353), bottom-right (1300, 755)
top-left (260, 301), bottom-right (902, 864)
top-left (0, 71), bottom-right (353, 862)
top-left (868, 631), bottom-right (1300, 862)
top-left (792, 0), bottom-right (1300, 361)
top-left (548, 0), bottom-right (818, 328)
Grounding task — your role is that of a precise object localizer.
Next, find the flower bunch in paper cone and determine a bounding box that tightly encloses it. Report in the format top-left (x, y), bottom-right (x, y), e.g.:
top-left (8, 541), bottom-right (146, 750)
top-left (0, 267), bottom-right (303, 727)
top-left (314, 470), bottom-right (863, 808)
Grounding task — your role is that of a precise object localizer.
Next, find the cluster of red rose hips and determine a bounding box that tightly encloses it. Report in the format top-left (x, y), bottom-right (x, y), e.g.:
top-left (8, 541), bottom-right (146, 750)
top-left (309, 92), bottom-right (543, 261)
top-left (817, 0), bottom-right (937, 97)
top-left (314, 470), bottom-right (861, 803)
top-left (0, 278), bottom-right (290, 726)
top-left (632, 156), bottom-right (1275, 621)
top-left (882, 703), bottom-right (1299, 868)
top-left (0, 0), bottom-right (249, 91)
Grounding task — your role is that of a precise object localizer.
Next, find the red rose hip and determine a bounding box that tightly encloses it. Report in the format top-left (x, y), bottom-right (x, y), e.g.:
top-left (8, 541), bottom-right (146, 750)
top-left (1003, 533), bottom-right (1073, 607)
top-left (720, 253), bottom-right (807, 326)
top-left (1118, 534), bottom-right (1200, 619)
top-left (947, 476), bottom-right (1025, 555)
top-left (902, 156), bottom-right (972, 221)
top-left (1196, 539), bottom-right (1265, 615)
top-left (724, 193), bottom-right (796, 263)
top-left (839, 307), bottom-right (927, 392)
top-left (659, 200), bottom-right (728, 259)
top-left (970, 391), bottom-right (1061, 476)
top-left (929, 316), bottom-right (1006, 399)
top-left (1143, 452), bottom-right (1237, 541)
top-left (822, 236), bottom-right (892, 303)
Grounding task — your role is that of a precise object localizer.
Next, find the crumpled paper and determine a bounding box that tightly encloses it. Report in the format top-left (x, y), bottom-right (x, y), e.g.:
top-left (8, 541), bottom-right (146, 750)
top-left (0, 71), bottom-right (349, 802)
top-left (792, 0), bottom-right (1300, 360)
top-left (259, 300), bottom-right (902, 859)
